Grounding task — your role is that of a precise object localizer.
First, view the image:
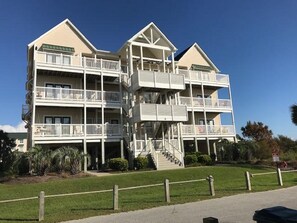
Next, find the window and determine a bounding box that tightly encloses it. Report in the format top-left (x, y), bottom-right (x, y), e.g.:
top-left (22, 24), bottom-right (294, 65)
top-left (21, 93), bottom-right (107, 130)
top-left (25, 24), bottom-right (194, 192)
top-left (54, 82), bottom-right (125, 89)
top-left (19, 139), bottom-right (24, 144)
top-left (44, 116), bottom-right (71, 124)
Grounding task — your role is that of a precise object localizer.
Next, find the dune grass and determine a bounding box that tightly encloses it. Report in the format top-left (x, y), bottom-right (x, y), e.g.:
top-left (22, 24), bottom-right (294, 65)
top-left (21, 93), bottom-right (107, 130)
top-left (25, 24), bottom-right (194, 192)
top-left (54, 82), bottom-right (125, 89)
top-left (0, 165), bottom-right (296, 222)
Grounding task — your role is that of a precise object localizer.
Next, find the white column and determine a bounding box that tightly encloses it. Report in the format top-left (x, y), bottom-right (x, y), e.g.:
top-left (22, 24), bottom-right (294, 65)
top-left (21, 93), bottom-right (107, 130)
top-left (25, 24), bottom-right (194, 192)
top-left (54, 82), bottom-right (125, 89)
top-left (31, 54), bottom-right (37, 147)
top-left (120, 140), bottom-right (124, 159)
top-left (140, 46), bottom-right (143, 70)
top-left (129, 44), bottom-right (133, 77)
top-left (171, 52), bottom-right (175, 73)
top-left (101, 71), bottom-right (105, 164)
top-left (162, 50), bottom-right (166, 72)
top-left (228, 84), bottom-right (237, 143)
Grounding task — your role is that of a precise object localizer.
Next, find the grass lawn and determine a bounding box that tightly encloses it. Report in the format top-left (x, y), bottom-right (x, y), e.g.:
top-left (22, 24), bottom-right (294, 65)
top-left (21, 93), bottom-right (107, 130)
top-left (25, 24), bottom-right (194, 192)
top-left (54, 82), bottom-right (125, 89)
top-left (0, 165), bottom-right (296, 222)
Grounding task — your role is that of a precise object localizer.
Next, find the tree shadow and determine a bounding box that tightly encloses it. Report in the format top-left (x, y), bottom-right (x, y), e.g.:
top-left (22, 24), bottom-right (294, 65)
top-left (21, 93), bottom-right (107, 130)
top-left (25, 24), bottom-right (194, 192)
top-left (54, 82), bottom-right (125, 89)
top-left (71, 207), bottom-right (113, 211)
top-left (0, 218), bottom-right (38, 222)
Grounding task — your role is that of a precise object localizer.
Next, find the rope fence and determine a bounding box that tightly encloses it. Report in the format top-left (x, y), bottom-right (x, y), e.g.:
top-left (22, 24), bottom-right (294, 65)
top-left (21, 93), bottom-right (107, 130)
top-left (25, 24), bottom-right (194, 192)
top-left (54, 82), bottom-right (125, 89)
top-left (245, 168), bottom-right (297, 191)
top-left (0, 176), bottom-right (213, 221)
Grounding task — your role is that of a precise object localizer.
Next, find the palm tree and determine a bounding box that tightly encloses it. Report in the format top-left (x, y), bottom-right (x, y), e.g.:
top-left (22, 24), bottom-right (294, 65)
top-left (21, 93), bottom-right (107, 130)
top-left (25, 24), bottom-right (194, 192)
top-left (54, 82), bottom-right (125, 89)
top-left (291, 104), bottom-right (297, 126)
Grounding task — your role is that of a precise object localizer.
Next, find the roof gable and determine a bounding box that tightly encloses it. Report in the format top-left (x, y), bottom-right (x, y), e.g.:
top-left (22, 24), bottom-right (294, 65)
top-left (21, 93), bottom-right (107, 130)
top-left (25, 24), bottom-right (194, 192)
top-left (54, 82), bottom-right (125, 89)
top-left (175, 43), bottom-right (219, 72)
top-left (128, 22), bottom-right (177, 51)
top-left (28, 19), bottom-right (97, 53)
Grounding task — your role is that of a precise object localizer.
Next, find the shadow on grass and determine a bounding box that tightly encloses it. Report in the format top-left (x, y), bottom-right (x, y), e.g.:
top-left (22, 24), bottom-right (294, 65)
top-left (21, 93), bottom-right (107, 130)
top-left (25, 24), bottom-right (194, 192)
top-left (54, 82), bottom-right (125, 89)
top-left (0, 218), bottom-right (38, 222)
top-left (71, 207), bottom-right (113, 211)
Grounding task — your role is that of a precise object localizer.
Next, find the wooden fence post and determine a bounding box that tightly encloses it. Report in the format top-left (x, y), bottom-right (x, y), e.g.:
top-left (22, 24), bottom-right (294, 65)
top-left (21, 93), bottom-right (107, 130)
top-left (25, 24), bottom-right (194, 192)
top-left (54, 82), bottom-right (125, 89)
top-left (277, 168), bottom-right (283, 186)
top-left (245, 171), bottom-right (251, 191)
top-left (164, 179), bottom-right (170, 203)
top-left (39, 191), bottom-right (45, 221)
top-left (113, 185), bottom-right (119, 210)
top-left (207, 175), bottom-right (215, 196)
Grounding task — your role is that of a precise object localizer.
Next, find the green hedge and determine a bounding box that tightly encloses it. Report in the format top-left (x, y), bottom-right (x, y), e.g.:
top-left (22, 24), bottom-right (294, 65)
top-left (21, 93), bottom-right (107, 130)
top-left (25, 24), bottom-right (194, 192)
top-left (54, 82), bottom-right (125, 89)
top-left (109, 158), bottom-right (128, 171)
top-left (184, 154), bottom-right (198, 165)
top-left (197, 154), bottom-right (212, 165)
top-left (134, 157), bottom-right (148, 170)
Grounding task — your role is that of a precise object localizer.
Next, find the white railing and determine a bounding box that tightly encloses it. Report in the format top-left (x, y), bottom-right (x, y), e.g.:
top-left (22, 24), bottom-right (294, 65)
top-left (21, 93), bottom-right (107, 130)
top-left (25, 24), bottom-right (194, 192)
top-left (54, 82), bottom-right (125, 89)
top-left (133, 104), bottom-right (188, 122)
top-left (180, 97), bottom-right (231, 109)
top-left (204, 98), bottom-right (231, 109)
top-left (36, 87), bottom-right (84, 101)
top-left (164, 140), bottom-right (183, 167)
top-left (181, 124), bottom-right (235, 135)
top-left (35, 87), bottom-right (120, 104)
top-left (132, 70), bottom-right (185, 91)
top-left (180, 97), bottom-right (204, 108)
top-left (35, 51), bottom-right (120, 72)
top-left (33, 124), bottom-right (121, 138)
top-left (178, 69), bottom-right (229, 85)
top-left (33, 124), bottom-right (84, 137)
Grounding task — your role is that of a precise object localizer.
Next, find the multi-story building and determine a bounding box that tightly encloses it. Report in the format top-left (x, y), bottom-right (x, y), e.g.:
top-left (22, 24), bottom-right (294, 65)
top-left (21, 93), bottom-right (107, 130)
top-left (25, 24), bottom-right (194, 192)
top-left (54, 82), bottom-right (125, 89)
top-left (22, 19), bottom-right (236, 171)
top-left (7, 132), bottom-right (28, 152)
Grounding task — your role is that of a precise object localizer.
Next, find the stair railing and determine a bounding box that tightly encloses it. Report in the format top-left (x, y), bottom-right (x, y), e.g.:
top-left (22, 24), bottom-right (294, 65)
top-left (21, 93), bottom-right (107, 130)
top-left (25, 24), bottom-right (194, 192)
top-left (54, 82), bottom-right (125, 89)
top-left (163, 140), bottom-right (184, 167)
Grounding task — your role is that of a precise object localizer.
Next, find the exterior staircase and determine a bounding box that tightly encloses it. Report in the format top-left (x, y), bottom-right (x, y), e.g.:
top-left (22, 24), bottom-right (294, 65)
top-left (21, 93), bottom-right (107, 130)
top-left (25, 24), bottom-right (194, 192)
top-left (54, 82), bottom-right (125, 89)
top-left (156, 151), bottom-right (183, 170)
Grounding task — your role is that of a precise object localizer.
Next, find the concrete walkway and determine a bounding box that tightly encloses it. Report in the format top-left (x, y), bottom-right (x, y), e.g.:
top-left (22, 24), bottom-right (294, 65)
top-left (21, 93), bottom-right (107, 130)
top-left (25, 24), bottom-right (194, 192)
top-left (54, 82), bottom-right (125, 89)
top-left (62, 186), bottom-right (297, 223)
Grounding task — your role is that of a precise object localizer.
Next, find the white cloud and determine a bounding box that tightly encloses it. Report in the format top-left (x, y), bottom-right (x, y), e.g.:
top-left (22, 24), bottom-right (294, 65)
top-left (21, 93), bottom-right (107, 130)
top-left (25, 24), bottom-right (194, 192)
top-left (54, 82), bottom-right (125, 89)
top-left (0, 122), bottom-right (27, 133)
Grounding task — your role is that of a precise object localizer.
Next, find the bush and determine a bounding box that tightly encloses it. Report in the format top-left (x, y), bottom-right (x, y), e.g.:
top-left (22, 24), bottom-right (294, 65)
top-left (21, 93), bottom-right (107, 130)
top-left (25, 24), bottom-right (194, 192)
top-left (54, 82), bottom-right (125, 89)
top-left (134, 156), bottom-right (148, 170)
top-left (197, 155), bottom-right (212, 165)
top-left (184, 154), bottom-right (198, 165)
top-left (109, 158), bottom-right (128, 171)
top-left (16, 153), bottom-right (29, 175)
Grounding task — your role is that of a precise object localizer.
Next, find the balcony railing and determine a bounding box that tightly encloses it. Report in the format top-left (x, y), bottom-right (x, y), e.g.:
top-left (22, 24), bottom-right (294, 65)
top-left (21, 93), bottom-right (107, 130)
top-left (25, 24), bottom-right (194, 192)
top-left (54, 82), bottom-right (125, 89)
top-left (35, 51), bottom-right (120, 72)
top-left (180, 97), bottom-right (231, 109)
top-left (33, 124), bottom-right (121, 138)
top-left (178, 69), bottom-right (229, 85)
top-left (35, 87), bottom-right (120, 104)
top-left (133, 104), bottom-right (188, 122)
top-left (131, 70), bottom-right (185, 92)
top-left (181, 124), bottom-right (235, 136)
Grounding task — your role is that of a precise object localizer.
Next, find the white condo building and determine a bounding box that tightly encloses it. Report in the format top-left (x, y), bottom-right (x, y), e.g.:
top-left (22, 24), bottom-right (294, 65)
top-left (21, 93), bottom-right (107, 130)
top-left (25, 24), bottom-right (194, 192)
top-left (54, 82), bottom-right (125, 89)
top-left (22, 19), bottom-right (236, 171)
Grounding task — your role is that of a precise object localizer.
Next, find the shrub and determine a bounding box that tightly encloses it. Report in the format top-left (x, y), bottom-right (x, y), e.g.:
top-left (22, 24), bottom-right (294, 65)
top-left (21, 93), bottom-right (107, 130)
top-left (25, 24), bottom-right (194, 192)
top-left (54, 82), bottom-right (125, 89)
top-left (184, 154), bottom-right (198, 165)
top-left (134, 156), bottom-right (148, 170)
top-left (210, 153), bottom-right (216, 163)
top-left (15, 152), bottom-right (29, 175)
top-left (109, 158), bottom-right (128, 171)
top-left (197, 154), bottom-right (212, 165)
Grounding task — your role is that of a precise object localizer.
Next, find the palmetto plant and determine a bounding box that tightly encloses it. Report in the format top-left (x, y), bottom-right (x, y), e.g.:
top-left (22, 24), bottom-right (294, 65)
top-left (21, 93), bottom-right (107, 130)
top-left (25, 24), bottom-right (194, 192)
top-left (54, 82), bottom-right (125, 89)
top-left (28, 146), bottom-right (52, 176)
top-left (52, 146), bottom-right (84, 175)
top-left (291, 104), bottom-right (297, 126)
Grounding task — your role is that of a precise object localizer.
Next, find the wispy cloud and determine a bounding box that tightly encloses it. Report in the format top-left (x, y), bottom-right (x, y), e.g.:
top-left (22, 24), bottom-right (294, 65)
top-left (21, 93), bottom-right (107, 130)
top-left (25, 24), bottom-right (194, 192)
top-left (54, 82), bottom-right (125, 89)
top-left (0, 122), bottom-right (26, 133)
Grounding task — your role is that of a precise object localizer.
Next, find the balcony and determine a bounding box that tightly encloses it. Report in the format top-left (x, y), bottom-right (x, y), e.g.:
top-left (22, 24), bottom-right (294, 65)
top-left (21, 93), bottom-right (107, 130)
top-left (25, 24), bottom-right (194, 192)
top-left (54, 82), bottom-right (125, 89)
top-left (132, 104), bottom-right (188, 122)
top-left (35, 87), bottom-right (120, 105)
top-left (22, 104), bottom-right (30, 120)
top-left (178, 69), bottom-right (229, 86)
top-left (35, 51), bottom-right (120, 73)
top-left (33, 124), bottom-right (121, 138)
top-left (131, 70), bottom-right (185, 92)
top-left (181, 124), bottom-right (235, 136)
top-left (179, 97), bottom-right (232, 110)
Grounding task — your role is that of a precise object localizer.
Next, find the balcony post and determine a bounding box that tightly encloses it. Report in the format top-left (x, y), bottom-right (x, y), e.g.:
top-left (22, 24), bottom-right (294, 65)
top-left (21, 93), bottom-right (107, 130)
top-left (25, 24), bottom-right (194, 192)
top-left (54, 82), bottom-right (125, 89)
top-left (171, 52), bottom-right (175, 74)
top-left (140, 46), bottom-right (143, 70)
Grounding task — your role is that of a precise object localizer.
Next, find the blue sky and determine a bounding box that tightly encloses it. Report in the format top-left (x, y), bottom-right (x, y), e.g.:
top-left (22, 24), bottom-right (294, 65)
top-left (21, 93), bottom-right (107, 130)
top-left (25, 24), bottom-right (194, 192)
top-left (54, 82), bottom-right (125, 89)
top-left (0, 0), bottom-right (296, 138)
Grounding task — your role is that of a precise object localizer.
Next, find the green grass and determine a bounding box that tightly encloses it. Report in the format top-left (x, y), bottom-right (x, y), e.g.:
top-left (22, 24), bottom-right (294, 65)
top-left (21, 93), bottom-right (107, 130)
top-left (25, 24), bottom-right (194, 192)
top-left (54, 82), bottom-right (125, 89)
top-left (0, 165), bottom-right (296, 223)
